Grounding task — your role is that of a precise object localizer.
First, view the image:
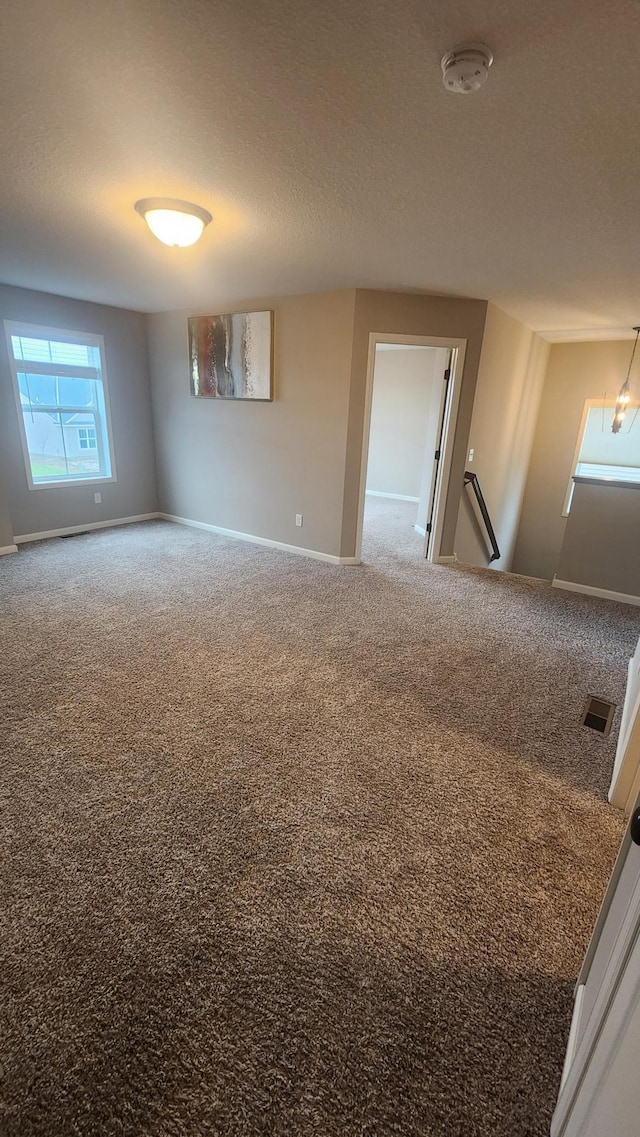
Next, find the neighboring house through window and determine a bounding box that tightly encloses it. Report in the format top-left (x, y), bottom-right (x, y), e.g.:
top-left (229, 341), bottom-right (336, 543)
top-left (564, 398), bottom-right (640, 514)
top-left (4, 323), bottom-right (115, 488)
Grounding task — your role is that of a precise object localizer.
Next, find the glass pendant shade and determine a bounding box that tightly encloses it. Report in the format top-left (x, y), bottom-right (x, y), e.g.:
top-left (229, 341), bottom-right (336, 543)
top-left (612, 326), bottom-right (640, 433)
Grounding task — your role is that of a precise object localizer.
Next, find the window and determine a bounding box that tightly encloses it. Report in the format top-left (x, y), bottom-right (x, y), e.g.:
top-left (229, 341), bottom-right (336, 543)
top-left (5, 323), bottom-right (115, 488)
top-left (78, 427), bottom-right (97, 450)
top-left (564, 399), bottom-right (640, 514)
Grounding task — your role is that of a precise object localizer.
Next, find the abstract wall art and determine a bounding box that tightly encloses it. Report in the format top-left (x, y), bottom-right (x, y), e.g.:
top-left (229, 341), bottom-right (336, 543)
top-left (188, 310), bottom-right (273, 400)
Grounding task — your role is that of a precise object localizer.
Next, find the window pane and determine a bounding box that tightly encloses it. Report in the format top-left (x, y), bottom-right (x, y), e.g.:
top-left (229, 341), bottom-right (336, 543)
top-left (57, 376), bottom-right (94, 407)
top-left (18, 372), bottom-right (57, 407)
top-left (17, 372), bottom-right (95, 410)
top-left (22, 410), bottom-right (102, 481)
top-left (22, 411), bottom-right (69, 479)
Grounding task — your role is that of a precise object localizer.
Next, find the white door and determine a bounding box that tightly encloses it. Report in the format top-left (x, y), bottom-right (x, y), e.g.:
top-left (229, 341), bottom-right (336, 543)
top-left (609, 633), bottom-right (640, 811)
top-left (552, 805), bottom-right (640, 1136)
top-left (415, 349), bottom-right (452, 549)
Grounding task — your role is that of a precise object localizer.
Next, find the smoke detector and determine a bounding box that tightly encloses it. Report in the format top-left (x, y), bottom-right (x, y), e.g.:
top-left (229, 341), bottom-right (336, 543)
top-left (441, 43), bottom-right (493, 94)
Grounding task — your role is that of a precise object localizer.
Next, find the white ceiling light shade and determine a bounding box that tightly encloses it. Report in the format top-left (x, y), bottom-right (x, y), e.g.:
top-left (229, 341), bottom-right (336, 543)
top-left (134, 198), bottom-right (212, 247)
top-left (441, 43), bottom-right (493, 94)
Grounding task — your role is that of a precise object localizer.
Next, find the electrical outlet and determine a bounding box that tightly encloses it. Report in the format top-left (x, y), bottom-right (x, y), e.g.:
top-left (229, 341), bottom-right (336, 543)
top-left (94, 492), bottom-right (102, 504)
top-left (468, 448), bottom-right (475, 462)
top-left (295, 514), bottom-right (303, 527)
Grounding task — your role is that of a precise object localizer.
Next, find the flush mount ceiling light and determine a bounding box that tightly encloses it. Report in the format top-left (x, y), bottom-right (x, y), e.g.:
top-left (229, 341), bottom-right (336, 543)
top-left (134, 198), bottom-right (212, 247)
top-left (441, 43), bottom-right (493, 94)
top-left (612, 325), bottom-right (640, 433)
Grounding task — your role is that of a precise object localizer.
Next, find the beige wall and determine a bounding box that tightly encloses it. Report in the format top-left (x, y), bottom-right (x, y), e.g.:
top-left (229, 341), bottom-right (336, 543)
top-left (512, 340), bottom-right (635, 580)
top-left (0, 284), bottom-right (158, 538)
top-left (149, 288), bottom-right (487, 562)
top-left (366, 348), bottom-right (435, 499)
top-left (556, 480), bottom-right (640, 596)
top-left (148, 291), bottom-right (357, 558)
top-left (454, 303), bottom-right (549, 571)
top-left (342, 290), bottom-right (488, 558)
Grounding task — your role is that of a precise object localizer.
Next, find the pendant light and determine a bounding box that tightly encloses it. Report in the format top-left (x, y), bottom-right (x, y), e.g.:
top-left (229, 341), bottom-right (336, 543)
top-left (612, 326), bottom-right (640, 433)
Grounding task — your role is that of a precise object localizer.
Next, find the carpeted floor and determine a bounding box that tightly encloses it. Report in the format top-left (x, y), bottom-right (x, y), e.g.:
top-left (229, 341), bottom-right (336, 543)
top-left (1, 497), bottom-right (639, 1137)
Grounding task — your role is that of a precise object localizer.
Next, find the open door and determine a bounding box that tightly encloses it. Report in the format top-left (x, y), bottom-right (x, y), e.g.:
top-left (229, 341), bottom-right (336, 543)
top-left (552, 805), bottom-right (640, 1136)
top-left (422, 353), bottom-right (451, 557)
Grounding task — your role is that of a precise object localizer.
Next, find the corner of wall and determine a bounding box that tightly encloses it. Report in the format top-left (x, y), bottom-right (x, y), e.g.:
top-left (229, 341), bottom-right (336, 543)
top-left (452, 304), bottom-right (550, 572)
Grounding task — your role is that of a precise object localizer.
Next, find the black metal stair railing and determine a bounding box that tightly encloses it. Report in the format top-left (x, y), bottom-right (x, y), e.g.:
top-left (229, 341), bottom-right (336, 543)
top-left (463, 471), bottom-right (501, 563)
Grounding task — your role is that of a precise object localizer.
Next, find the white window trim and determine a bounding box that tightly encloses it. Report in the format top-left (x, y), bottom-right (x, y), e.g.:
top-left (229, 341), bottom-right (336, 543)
top-left (4, 321), bottom-right (117, 491)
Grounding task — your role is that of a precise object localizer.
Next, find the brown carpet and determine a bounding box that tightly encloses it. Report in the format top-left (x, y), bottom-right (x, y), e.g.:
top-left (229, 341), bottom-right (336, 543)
top-left (1, 497), bottom-right (638, 1137)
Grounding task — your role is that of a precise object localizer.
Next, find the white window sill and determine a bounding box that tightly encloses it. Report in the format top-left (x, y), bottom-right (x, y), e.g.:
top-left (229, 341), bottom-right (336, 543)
top-left (28, 474), bottom-right (117, 491)
top-left (573, 475), bottom-right (640, 491)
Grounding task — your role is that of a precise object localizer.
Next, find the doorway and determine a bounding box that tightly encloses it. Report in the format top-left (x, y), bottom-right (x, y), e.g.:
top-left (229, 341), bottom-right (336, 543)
top-left (356, 333), bottom-right (466, 564)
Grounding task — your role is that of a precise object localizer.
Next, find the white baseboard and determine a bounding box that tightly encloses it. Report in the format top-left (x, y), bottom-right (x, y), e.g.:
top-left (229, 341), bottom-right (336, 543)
top-left (0, 544), bottom-right (18, 556)
top-left (509, 570), bottom-right (549, 582)
top-left (553, 576), bottom-right (640, 607)
top-left (159, 513), bottom-right (359, 565)
top-left (14, 513), bottom-right (160, 544)
top-left (366, 490), bottom-right (419, 502)
top-left (435, 554), bottom-right (458, 564)
top-left (414, 524), bottom-right (426, 537)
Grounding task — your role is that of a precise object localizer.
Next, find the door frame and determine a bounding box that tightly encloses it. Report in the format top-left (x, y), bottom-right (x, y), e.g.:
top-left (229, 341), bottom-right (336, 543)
top-left (354, 332), bottom-right (467, 564)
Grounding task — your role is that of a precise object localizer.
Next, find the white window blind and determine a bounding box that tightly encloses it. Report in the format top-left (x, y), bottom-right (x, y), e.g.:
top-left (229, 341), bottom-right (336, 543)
top-left (10, 335), bottom-right (93, 368)
top-left (575, 462), bottom-right (640, 484)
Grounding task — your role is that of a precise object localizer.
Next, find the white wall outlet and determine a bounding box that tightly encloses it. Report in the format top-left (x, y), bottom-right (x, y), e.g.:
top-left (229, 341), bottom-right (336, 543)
top-left (468, 448), bottom-right (475, 462)
top-left (94, 492), bottom-right (102, 504)
top-left (295, 514), bottom-right (303, 527)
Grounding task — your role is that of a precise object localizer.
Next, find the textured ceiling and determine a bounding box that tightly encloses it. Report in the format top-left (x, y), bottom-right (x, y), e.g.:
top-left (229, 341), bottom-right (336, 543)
top-left (1, 0), bottom-right (639, 333)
